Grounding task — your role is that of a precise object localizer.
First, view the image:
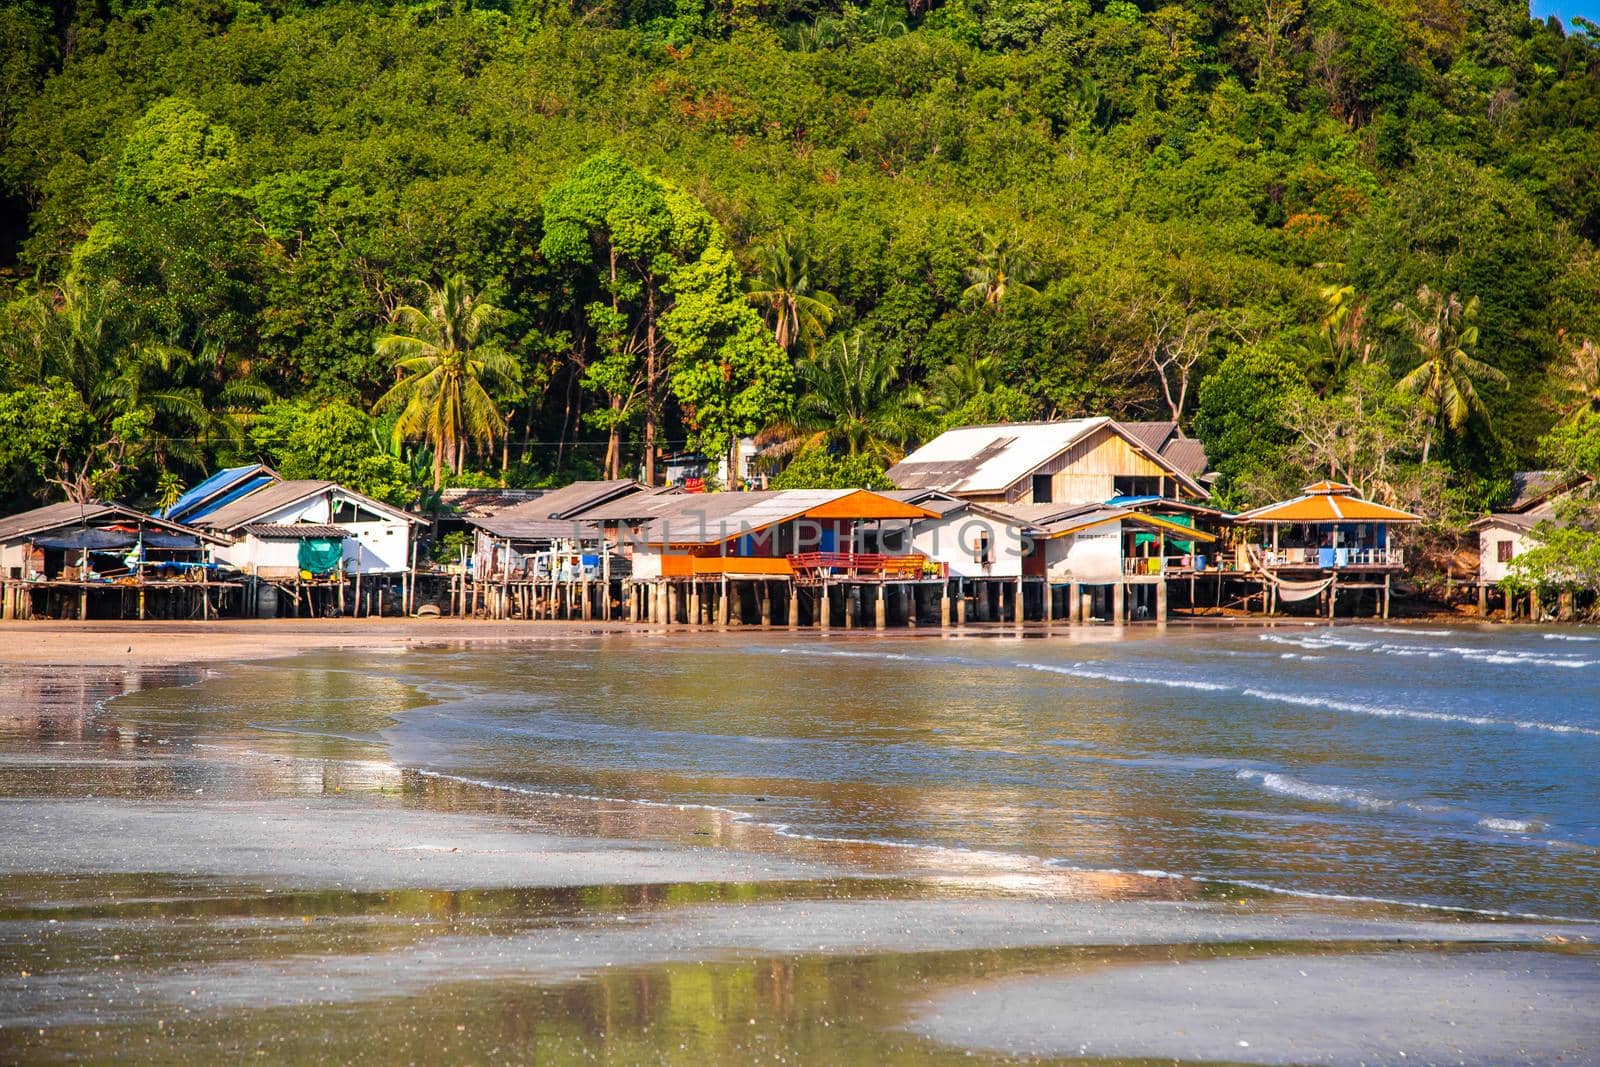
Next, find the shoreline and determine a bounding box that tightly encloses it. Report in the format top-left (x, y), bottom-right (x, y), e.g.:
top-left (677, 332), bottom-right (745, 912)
top-left (0, 612), bottom-right (1515, 669)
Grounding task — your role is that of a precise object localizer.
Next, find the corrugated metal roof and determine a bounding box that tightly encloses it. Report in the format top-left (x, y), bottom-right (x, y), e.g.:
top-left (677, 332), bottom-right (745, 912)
top-left (194, 480), bottom-right (423, 530)
top-left (163, 464), bottom-right (277, 523)
top-left (886, 419), bottom-right (1107, 493)
top-left (0, 501), bottom-right (228, 544)
top-left (465, 480), bottom-right (643, 541)
top-left (1158, 437), bottom-right (1209, 478)
top-left (635, 490), bottom-right (853, 545)
top-left (0, 502), bottom-right (119, 541)
top-left (240, 523), bottom-right (348, 539)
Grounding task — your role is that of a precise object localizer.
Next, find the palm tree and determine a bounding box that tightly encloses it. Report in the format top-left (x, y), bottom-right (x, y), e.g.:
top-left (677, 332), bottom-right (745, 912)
top-left (962, 231), bottom-right (1040, 311)
top-left (745, 231), bottom-right (839, 356)
top-left (1555, 339), bottom-right (1600, 422)
top-left (374, 275), bottom-right (519, 488)
top-left (793, 330), bottom-right (929, 462)
top-left (1392, 286), bottom-right (1506, 464)
top-left (930, 350), bottom-right (1001, 413)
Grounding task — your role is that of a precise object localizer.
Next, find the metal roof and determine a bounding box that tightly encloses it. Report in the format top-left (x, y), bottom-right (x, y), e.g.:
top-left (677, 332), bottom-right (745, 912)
top-left (193, 480), bottom-right (424, 530)
top-left (595, 489), bottom-right (931, 545)
top-left (0, 501), bottom-right (228, 544)
top-left (470, 480), bottom-right (648, 541)
top-left (886, 419), bottom-right (1107, 493)
top-left (162, 464), bottom-right (278, 523)
top-left (240, 523), bottom-right (349, 539)
top-left (888, 418), bottom-right (1209, 497)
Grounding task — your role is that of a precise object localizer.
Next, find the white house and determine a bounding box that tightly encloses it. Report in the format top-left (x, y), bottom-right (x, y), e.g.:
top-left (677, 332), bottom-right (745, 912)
top-left (188, 479), bottom-right (423, 578)
top-left (1473, 471), bottom-right (1592, 583)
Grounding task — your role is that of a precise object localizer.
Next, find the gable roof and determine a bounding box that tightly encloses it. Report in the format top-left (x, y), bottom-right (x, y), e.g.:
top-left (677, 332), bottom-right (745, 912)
top-left (599, 489), bottom-right (934, 546)
top-left (192, 480), bottom-right (423, 530)
top-left (0, 501), bottom-right (227, 544)
top-left (886, 419), bottom-right (1108, 494)
top-left (1113, 421), bottom-right (1210, 479)
top-left (471, 480), bottom-right (646, 541)
top-left (887, 418), bottom-right (1209, 498)
top-left (1235, 482), bottom-right (1422, 524)
top-left (1502, 470), bottom-right (1592, 513)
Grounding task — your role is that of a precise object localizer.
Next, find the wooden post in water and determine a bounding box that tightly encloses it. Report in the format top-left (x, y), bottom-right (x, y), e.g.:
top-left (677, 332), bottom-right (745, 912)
top-left (1327, 572), bottom-right (1337, 620)
top-left (1113, 582), bottom-right (1126, 626)
top-left (819, 582), bottom-right (831, 630)
top-left (718, 576), bottom-right (730, 627)
top-left (956, 580), bottom-right (967, 627)
top-left (1068, 582), bottom-right (1081, 624)
top-left (939, 583), bottom-right (951, 629)
top-left (760, 582), bottom-right (772, 628)
top-left (1384, 573), bottom-right (1393, 620)
top-left (787, 584), bottom-right (799, 629)
top-left (1155, 577), bottom-right (1167, 622)
top-left (874, 585), bottom-right (886, 629)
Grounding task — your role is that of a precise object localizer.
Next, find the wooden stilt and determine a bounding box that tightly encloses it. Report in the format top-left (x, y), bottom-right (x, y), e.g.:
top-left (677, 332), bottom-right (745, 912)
top-left (787, 584), bottom-right (799, 629)
top-left (1113, 582), bottom-right (1126, 626)
top-left (874, 585), bottom-right (886, 629)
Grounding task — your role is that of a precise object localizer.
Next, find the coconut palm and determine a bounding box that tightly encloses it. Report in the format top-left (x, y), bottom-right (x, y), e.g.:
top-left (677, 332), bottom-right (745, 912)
top-left (962, 231), bottom-right (1040, 311)
top-left (1392, 286), bottom-right (1506, 464)
top-left (793, 330), bottom-right (929, 461)
top-left (930, 350), bottom-right (1001, 413)
top-left (374, 275), bottom-right (519, 488)
top-left (1556, 339), bottom-right (1600, 422)
top-left (745, 231), bottom-right (839, 356)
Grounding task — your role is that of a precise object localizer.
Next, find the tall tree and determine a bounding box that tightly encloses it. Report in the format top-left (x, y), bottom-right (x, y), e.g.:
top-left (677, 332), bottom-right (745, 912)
top-left (793, 330), bottom-right (928, 462)
top-left (745, 231), bottom-right (838, 356)
top-left (373, 275), bottom-right (518, 488)
top-left (541, 153), bottom-right (716, 485)
top-left (1392, 286), bottom-right (1506, 464)
top-left (962, 231), bottom-right (1039, 311)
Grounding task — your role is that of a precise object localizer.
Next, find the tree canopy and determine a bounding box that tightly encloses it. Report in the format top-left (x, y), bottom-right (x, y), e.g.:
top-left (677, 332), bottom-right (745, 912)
top-left (1, 0), bottom-right (1597, 520)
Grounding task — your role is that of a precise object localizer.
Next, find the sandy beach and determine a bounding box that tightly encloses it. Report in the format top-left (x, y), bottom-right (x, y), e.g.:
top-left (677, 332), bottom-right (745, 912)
top-left (2, 621), bottom-right (1596, 1064)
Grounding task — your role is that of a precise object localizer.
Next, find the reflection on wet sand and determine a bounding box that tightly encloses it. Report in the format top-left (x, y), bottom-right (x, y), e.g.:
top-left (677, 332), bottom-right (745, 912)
top-left (1, 648), bottom-right (1597, 1065)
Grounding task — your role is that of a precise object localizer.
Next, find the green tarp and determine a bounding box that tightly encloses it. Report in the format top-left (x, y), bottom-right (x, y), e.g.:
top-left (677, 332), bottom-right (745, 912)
top-left (1133, 513), bottom-right (1195, 553)
top-left (297, 537), bottom-right (344, 576)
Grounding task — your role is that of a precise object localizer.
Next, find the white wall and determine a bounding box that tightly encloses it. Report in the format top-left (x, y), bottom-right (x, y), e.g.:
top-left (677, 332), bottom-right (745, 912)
top-left (1044, 523), bottom-right (1124, 582)
top-left (910, 512), bottom-right (1027, 579)
top-left (213, 491), bottom-right (414, 576)
top-left (1478, 523), bottom-right (1536, 583)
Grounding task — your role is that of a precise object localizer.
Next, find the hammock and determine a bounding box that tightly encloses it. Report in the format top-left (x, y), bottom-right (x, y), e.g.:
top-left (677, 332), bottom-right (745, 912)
top-left (1264, 573), bottom-right (1333, 602)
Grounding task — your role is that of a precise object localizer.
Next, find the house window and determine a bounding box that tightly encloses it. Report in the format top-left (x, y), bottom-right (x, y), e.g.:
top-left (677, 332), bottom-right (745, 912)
top-left (975, 530), bottom-right (993, 566)
top-left (1113, 476), bottom-right (1161, 498)
top-left (1032, 474), bottom-right (1054, 503)
top-left (1496, 540), bottom-right (1514, 563)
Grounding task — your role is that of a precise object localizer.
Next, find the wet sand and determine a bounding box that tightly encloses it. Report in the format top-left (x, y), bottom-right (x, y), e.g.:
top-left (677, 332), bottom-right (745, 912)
top-left (2, 625), bottom-right (1597, 1064)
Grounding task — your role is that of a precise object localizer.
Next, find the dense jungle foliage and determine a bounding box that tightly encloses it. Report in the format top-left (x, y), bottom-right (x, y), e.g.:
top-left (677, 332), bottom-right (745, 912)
top-left (3, 0), bottom-right (1600, 530)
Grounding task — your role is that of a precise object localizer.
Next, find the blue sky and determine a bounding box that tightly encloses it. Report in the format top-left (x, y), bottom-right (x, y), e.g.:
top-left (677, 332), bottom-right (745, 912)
top-left (1531, 0), bottom-right (1600, 25)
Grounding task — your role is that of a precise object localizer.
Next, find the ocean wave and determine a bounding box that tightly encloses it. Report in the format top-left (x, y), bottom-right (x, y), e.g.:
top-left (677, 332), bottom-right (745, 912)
top-left (1022, 662), bottom-right (1232, 692)
top-left (1544, 633), bottom-right (1600, 643)
top-left (1259, 632), bottom-right (1598, 669)
top-left (1233, 768), bottom-right (1549, 838)
top-left (1238, 687), bottom-right (1600, 738)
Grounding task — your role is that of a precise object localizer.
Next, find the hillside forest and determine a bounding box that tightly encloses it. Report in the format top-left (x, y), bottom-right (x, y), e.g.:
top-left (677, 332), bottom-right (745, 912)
top-left (4, 0), bottom-right (1600, 560)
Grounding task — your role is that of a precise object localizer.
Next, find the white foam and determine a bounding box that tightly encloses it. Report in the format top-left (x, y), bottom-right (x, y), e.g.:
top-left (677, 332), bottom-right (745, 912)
top-left (1023, 662), bottom-right (1231, 692)
top-left (1235, 769), bottom-right (1396, 811)
top-left (1239, 687), bottom-right (1600, 738)
top-left (1478, 817), bottom-right (1541, 833)
top-left (1544, 633), bottom-right (1600, 643)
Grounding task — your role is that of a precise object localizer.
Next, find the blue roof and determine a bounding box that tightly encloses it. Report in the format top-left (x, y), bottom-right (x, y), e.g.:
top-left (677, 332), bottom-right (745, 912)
top-left (164, 464), bottom-right (276, 523)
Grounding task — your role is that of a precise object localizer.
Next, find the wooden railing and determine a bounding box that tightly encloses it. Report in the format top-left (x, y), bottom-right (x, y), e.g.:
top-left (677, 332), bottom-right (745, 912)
top-left (786, 552), bottom-right (946, 582)
top-left (1262, 547), bottom-right (1405, 569)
